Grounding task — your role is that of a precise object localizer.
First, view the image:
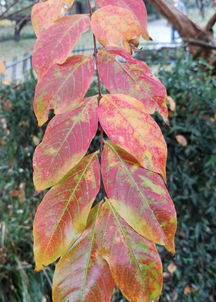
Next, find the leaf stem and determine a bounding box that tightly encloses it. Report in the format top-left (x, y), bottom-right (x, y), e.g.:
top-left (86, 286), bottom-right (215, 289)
top-left (88, 0), bottom-right (105, 199)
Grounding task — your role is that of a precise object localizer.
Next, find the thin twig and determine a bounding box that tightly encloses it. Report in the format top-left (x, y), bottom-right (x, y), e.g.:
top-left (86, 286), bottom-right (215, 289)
top-left (0, 2), bottom-right (35, 20)
top-left (185, 38), bottom-right (216, 50)
top-left (0, 0), bottom-right (20, 18)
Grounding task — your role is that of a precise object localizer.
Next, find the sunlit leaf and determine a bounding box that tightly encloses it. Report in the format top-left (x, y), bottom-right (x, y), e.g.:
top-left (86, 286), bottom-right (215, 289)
top-left (101, 141), bottom-right (176, 252)
top-left (96, 0), bottom-right (149, 39)
top-left (91, 5), bottom-right (141, 52)
top-left (96, 201), bottom-right (163, 302)
top-left (98, 94), bottom-right (167, 180)
top-left (0, 60), bottom-right (5, 74)
top-left (33, 96), bottom-right (98, 190)
top-left (31, 0), bottom-right (74, 36)
top-left (33, 15), bottom-right (91, 78)
top-left (34, 55), bottom-right (94, 126)
top-left (53, 205), bottom-right (115, 302)
top-left (98, 47), bottom-right (168, 121)
top-left (34, 152), bottom-right (100, 271)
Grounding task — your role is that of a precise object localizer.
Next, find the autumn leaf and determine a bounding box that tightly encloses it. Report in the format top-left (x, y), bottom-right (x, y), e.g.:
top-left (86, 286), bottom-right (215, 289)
top-left (33, 152), bottom-right (100, 271)
top-left (33, 15), bottom-right (91, 78)
top-left (96, 201), bottom-right (163, 302)
top-left (34, 55), bottom-right (94, 126)
top-left (33, 96), bottom-right (98, 190)
top-left (91, 5), bottom-right (141, 52)
top-left (98, 47), bottom-right (168, 121)
top-left (101, 141), bottom-right (176, 252)
top-left (0, 60), bottom-right (5, 74)
top-left (175, 135), bottom-right (188, 146)
top-left (31, 0), bottom-right (74, 36)
top-left (98, 94), bottom-right (167, 180)
top-left (96, 0), bottom-right (150, 40)
top-left (52, 205), bottom-right (115, 302)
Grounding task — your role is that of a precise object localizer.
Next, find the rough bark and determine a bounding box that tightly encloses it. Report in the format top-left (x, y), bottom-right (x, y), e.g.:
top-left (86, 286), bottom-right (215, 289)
top-left (146, 0), bottom-right (216, 66)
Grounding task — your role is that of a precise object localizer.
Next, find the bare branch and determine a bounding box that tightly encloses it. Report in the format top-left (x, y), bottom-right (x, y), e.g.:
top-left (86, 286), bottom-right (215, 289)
top-left (204, 11), bottom-right (216, 32)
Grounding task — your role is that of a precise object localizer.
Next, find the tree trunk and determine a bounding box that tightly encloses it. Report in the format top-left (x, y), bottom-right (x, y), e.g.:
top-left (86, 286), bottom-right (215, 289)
top-left (146, 0), bottom-right (216, 66)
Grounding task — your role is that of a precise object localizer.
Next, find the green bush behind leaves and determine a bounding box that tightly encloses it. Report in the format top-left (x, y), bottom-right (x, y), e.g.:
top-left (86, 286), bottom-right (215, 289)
top-left (0, 52), bottom-right (215, 301)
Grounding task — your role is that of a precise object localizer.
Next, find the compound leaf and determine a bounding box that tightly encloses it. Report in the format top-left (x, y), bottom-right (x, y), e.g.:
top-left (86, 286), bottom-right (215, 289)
top-left (34, 55), bottom-right (94, 126)
top-left (96, 0), bottom-right (149, 39)
top-left (91, 5), bottom-right (141, 52)
top-left (33, 152), bottom-right (100, 271)
top-left (52, 205), bottom-right (115, 302)
top-left (98, 94), bottom-right (167, 180)
top-left (98, 47), bottom-right (168, 121)
top-left (33, 96), bottom-right (98, 190)
top-left (101, 141), bottom-right (176, 252)
top-left (33, 14), bottom-right (91, 79)
top-left (96, 201), bottom-right (163, 302)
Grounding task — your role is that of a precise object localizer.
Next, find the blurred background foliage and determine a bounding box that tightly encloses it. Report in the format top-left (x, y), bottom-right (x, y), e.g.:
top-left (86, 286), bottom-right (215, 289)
top-left (0, 50), bottom-right (216, 301)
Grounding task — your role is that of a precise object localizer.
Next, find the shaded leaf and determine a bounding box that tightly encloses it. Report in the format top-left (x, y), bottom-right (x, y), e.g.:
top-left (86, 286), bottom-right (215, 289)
top-left (98, 47), bottom-right (168, 121)
top-left (34, 55), bottom-right (94, 126)
top-left (98, 94), bottom-right (167, 180)
top-left (33, 96), bottom-right (98, 190)
top-left (33, 14), bottom-right (90, 78)
top-left (91, 5), bottom-right (141, 52)
top-left (33, 152), bottom-right (100, 271)
top-left (101, 141), bottom-right (176, 252)
top-left (52, 205), bottom-right (115, 302)
top-left (96, 0), bottom-right (149, 39)
top-left (96, 201), bottom-right (163, 302)
top-left (31, 0), bottom-right (74, 36)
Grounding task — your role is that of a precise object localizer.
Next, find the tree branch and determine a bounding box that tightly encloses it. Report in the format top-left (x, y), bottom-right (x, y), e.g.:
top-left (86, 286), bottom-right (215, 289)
top-left (0, 2), bottom-right (36, 20)
top-left (0, 0), bottom-right (20, 18)
top-left (204, 11), bottom-right (216, 32)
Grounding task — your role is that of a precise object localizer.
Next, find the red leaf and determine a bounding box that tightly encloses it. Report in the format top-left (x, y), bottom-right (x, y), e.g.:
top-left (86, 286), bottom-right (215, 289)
top-left (98, 94), bottom-right (167, 180)
top-left (33, 15), bottom-right (90, 79)
top-left (96, 201), bottom-right (163, 302)
top-left (91, 5), bottom-right (141, 52)
top-left (33, 152), bottom-right (100, 271)
top-left (52, 205), bottom-right (115, 302)
top-left (34, 55), bottom-right (94, 126)
top-left (96, 0), bottom-right (149, 39)
top-left (98, 47), bottom-right (168, 121)
top-left (31, 0), bottom-right (74, 36)
top-left (33, 96), bottom-right (98, 190)
top-left (101, 141), bottom-right (176, 252)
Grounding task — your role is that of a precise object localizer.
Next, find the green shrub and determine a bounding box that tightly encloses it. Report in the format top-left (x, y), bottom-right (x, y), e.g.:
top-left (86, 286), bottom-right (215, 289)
top-left (0, 53), bottom-right (215, 302)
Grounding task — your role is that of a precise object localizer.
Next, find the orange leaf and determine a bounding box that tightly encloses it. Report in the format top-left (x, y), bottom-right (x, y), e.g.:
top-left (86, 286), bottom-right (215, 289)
top-left (175, 135), bottom-right (188, 146)
top-left (98, 47), bottom-right (168, 121)
top-left (33, 96), bottom-right (98, 190)
top-left (52, 205), bottom-right (115, 302)
top-left (31, 0), bottom-right (74, 36)
top-left (96, 0), bottom-right (150, 39)
top-left (91, 5), bottom-right (141, 52)
top-left (96, 201), bottom-right (163, 302)
top-left (0, 60), bottom-right (5, 74)
top-left (101, 141), bottom-right (176, 252)
top-left (34, 55), bottom-right (94, 126)
top-left (33, 152), bottom-right (100, 271)
top-left (98, 94), bottom-right (167, 180)
top-left (33, 15), bottom-right (90, 78)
